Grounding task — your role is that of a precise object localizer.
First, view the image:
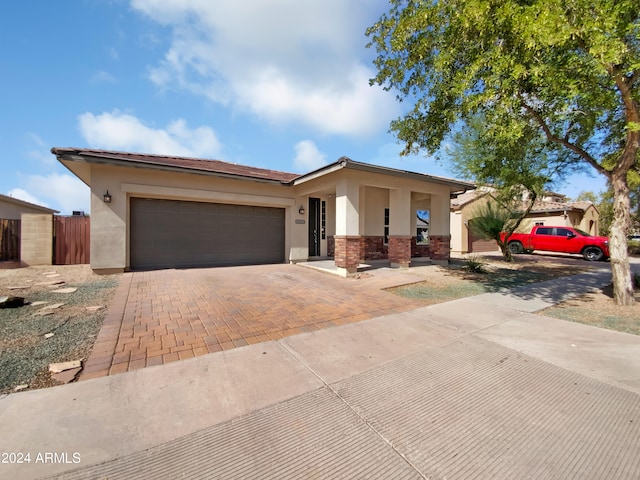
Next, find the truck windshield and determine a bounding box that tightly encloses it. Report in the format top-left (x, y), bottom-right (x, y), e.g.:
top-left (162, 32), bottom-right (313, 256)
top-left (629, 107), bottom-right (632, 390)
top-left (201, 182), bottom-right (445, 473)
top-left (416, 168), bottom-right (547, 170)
top-left (574, 229), bottom-right (591, 236)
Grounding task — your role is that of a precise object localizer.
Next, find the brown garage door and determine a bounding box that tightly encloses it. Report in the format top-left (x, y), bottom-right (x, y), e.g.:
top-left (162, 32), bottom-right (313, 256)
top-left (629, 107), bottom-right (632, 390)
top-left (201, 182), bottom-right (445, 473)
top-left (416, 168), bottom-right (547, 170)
top-left (470, 236), bottom-right (499, 253)
top-left (130, 198), bottom-right (285, 270)
top-left (467, 219), bottom-right (499, 253)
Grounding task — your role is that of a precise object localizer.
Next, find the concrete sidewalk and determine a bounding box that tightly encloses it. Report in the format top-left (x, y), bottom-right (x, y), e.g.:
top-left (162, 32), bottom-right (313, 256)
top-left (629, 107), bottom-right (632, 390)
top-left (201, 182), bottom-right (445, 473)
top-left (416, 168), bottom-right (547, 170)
top-left (1, 267), bottom-right (639, 479)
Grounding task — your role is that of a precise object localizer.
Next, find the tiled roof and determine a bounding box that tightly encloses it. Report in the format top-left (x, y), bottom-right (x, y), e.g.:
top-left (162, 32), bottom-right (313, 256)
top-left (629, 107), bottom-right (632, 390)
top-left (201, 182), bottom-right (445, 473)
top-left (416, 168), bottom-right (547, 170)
top-left (450, 188), bottom-right (492, 210)
top-left (529, 199), bottom-right (593, 213)
top-left (51, 148), bottom-right (300, 183)
top-left (450, 188), bottom-right (595, 214)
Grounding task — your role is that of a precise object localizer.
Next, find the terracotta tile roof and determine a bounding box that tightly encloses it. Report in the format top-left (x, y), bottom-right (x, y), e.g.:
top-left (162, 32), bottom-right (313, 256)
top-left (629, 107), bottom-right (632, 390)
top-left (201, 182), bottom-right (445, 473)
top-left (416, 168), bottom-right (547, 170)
top-left (51, 148), bottom-right (300, 183)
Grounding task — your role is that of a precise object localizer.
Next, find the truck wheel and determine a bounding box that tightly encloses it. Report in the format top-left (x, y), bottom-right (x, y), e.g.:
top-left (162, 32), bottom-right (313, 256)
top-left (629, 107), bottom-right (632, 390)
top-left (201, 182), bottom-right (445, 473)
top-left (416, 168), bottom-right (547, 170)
top-left (583, 247), bottom-right (604, 261)
top-left (508, 241), bottom-right (524, 254)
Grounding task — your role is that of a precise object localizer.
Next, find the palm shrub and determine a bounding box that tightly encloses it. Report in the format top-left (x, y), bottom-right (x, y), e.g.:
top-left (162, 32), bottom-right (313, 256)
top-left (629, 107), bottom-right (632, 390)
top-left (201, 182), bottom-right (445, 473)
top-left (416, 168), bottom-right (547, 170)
top-left (468, 199), bottom-right (527, 262)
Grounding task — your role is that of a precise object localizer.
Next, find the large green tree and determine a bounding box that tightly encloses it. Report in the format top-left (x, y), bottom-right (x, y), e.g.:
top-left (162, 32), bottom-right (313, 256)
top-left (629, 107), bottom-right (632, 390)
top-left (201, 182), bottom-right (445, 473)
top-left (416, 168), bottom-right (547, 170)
top-left (450, 114), bottom-right (554, 260)
top-left (367, 0), bottom-right (640, 305)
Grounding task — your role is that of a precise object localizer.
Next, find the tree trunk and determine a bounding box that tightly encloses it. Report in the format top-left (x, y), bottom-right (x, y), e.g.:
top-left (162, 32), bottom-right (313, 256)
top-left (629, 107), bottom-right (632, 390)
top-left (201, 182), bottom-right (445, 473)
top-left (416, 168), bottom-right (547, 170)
top-left (497, 239), bottom-right (513, 262)
top-left (610, 171), bottom-right (635, 306)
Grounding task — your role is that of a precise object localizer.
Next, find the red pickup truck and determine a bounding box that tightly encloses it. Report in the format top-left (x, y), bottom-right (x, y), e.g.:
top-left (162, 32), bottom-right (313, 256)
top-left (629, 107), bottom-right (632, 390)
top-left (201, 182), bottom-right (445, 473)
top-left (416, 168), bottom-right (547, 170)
top-left (501, 226), bottom-right (610, 261)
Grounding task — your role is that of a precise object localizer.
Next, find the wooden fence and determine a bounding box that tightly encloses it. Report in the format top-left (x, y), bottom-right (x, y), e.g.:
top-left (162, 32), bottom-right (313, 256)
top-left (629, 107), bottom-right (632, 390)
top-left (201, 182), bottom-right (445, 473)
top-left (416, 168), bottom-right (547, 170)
top-left (0, 219), bottom-right (20, 261)
top-left (54, 215), bottom-right (90, 265)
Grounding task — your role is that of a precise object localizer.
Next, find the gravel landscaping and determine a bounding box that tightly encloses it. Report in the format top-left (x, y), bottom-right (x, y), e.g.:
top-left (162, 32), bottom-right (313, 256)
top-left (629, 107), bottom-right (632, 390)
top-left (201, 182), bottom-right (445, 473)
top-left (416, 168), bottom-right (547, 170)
top-left (0, 265), bottom-right (120, 394)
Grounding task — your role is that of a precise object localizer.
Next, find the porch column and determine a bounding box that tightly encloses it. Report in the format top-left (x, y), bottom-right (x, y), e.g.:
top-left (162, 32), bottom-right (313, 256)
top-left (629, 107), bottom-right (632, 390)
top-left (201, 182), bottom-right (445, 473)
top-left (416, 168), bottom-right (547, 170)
top-left (429, 193), bottom-right (451, 263)
top-left (334, 177), bottom-right (360, 276)
top-left (388, 188), bottom-right (412, 268)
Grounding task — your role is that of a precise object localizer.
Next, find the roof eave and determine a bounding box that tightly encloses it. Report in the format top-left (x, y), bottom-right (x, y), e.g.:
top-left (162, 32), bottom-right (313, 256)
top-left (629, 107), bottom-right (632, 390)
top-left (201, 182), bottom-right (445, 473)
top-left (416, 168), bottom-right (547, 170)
top-left (53, 149), bottom-right (291, 185)
top-left (0, 194), bottom-right (59, 214)
top-left (292, 157), bottom-right (475, 192)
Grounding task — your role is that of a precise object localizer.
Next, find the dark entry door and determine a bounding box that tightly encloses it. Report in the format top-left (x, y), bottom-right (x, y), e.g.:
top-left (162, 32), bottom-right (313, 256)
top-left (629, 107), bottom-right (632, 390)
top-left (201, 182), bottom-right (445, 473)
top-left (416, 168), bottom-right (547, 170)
top-left (308, 197), bottom-right (321, 256)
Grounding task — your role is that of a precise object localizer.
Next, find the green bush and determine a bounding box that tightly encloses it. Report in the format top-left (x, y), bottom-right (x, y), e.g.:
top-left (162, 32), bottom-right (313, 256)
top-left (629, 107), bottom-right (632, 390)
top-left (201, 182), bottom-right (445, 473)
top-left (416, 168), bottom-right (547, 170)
top-left (464, 255), bottom-right (488, 274)
top-left (629, 240), bottom-right (640, 256)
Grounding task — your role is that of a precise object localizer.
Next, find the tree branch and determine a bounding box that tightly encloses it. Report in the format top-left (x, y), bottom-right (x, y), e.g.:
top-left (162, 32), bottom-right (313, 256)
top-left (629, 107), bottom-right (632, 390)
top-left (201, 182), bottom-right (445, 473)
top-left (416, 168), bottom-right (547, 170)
top-left (520, 100), bottom-right (609, 178)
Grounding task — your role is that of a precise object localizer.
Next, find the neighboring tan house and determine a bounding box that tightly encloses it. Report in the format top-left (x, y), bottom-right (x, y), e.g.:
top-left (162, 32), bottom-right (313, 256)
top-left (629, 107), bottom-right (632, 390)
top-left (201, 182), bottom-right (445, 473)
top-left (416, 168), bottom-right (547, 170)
top-left (0, 193), bottom-right (59, 264)
top-left (450, 188), bottom-right (601, 255)
top-left (52, 148), bottom-right (474, 277)
top-left (0, 193), bottom-right (58, 219)
top-left (450, 187), bottom-right (496, 254)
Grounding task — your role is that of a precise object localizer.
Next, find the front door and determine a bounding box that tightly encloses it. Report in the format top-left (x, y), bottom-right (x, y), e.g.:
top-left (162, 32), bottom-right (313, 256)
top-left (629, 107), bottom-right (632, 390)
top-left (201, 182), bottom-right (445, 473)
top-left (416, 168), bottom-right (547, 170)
top-left (308, 197), bottom-right (321, 257)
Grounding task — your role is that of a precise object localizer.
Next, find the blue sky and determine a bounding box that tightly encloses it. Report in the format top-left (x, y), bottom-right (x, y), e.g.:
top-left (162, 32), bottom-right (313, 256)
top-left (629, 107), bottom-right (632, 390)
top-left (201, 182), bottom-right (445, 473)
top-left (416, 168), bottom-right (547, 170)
top-left (0, 0), bottom-right (607, 214)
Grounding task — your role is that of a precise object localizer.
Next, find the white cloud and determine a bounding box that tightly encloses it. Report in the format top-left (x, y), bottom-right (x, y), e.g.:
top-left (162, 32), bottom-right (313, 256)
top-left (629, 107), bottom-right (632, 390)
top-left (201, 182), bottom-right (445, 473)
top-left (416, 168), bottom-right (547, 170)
top-left (293, 140), bottom-right (328, 172)
top-left (6, 188), bottom-right (49, 208)
top-left (24, 132), bottom-right (55, 166)
top-left (9, 174), bottom-right (89, 215)
top-left (90, 70), bottom-right (118, 84)
top-left (78, 110), bottom-right (222, 157)
top-left (107, 47), bottom-right (119, 60)
top-left (130, 0), bottom-right (398, 137)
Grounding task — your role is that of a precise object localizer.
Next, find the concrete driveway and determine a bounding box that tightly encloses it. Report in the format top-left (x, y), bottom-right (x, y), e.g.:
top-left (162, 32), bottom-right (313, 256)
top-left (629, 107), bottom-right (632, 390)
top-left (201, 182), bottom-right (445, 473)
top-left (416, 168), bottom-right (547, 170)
top-left (80, 263), bottom-right (425, 380)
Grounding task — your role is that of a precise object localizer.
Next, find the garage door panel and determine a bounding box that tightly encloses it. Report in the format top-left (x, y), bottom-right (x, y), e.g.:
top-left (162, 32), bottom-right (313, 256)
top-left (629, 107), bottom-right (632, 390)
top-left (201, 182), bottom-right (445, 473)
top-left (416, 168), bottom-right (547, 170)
top-left (131, 198), bottom-right (285, 270)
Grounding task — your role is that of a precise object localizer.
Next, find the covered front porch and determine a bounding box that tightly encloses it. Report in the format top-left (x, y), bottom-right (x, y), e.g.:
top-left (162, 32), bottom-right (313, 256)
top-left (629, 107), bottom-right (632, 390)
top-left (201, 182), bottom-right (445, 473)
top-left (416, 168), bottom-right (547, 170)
top-left (289, 158), bottom-right (472, 277)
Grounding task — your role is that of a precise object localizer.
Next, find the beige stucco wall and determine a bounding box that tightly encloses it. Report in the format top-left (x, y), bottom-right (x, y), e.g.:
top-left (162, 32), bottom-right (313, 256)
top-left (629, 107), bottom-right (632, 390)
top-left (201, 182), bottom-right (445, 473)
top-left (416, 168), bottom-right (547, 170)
top-left (576, 206), bottom-right (599, 234)
top-left (296, 167), bottom-right (452, 237)
top-left (20, 213), bottom-right (53, 265)
top-left (516, 206), bottom-right (600, 235)
top-left (88, 164), bottom-right (297, 272)
top-left (289, 194), bottom-right (309, 262)
top-left (450, 211), bottom-right (465, 253)
top-left (514, 213), bottom-right (567, 233)
top-left (362, 187), bottom-right (388, 236)
top-left (81, 162), bottom-right (457, 271)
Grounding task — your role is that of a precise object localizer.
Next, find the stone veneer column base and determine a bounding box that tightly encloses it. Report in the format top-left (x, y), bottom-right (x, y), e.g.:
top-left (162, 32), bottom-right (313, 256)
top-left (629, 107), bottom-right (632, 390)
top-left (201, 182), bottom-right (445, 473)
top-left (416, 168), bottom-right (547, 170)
top-left (333, 236), bottom-right (361, 276)
top-left (388, 236), bottom-right (412, 268)
top-left (429, 235), bottom-right (451, 262)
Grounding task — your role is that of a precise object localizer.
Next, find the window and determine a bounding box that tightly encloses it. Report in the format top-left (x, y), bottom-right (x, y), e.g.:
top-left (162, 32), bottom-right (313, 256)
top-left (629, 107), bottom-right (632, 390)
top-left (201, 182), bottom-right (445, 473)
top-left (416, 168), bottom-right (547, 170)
top-left (535, 221), bottom-right (544, 226)
top-left (416, 210), bottom-right (429, 245)
top-left (536, 227), bottom-right (553, 235)
top-left (384, 208), bottom-right (389, 244)
top-left (416, 227), bottom-right (429, 244)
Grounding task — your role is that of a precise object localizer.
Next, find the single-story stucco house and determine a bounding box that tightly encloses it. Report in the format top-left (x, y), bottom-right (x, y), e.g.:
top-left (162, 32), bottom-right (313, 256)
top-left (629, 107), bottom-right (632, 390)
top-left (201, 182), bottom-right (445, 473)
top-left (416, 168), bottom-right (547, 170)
top-left (450, 187), bottom-right (601, 255)
top-left (0, 193), bottom-right (58, 219)
top-left (52, 148), bottom-right (474, 277)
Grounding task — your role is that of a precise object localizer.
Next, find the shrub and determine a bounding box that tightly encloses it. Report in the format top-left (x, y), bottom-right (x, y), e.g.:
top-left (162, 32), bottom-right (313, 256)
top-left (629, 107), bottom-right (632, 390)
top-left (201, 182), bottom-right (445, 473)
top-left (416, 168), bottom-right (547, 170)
top-left (464, 255), bottom-right (488, 274)
top-left (628, 240), bottom-right (640, 256)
